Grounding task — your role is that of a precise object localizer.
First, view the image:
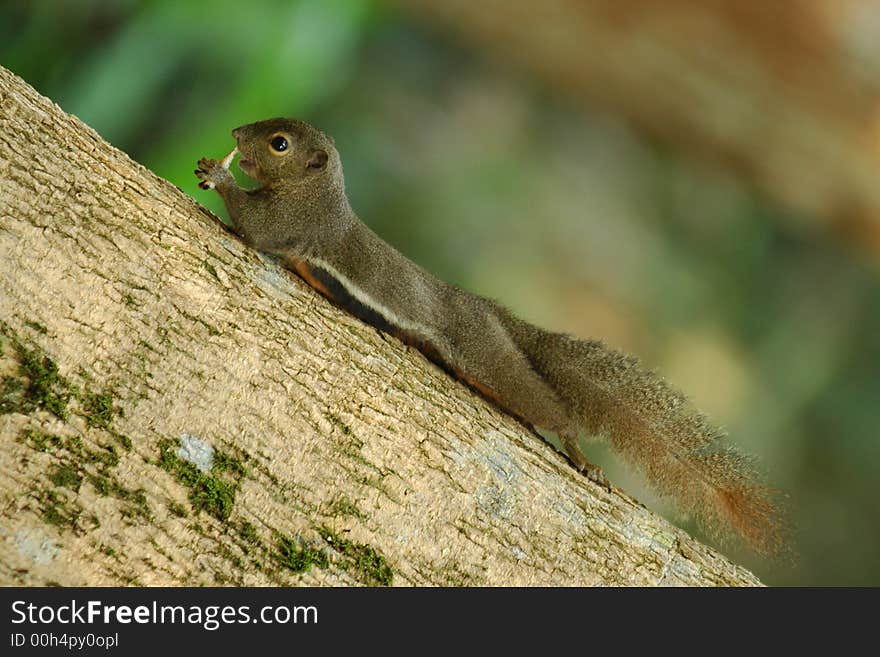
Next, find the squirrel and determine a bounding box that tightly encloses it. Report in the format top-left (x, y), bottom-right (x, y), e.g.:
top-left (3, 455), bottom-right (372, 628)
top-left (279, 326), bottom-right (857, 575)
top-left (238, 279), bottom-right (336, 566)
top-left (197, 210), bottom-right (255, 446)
top-left (195, 117), bottom-right (784, 555)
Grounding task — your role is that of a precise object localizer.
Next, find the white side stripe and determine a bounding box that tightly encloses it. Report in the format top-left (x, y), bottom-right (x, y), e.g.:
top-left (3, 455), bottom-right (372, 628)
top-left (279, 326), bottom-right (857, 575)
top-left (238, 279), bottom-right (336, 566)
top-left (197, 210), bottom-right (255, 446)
top-left (310, 257), bottom-right (440, 345)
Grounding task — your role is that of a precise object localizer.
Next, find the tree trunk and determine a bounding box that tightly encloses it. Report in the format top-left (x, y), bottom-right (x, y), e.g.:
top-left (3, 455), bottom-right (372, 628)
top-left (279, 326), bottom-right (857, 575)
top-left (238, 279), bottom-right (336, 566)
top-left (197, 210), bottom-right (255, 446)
top-left (400, 0), bottom-right (880, 261)
top-left (0, 66), bottom-right (759, 586)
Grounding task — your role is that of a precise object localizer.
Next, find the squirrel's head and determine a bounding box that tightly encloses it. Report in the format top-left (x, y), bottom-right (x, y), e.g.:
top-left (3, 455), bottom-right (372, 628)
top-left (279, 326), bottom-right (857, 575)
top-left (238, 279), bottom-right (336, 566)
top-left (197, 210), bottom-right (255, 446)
top-left (231, 118), bottom-right (341, 189)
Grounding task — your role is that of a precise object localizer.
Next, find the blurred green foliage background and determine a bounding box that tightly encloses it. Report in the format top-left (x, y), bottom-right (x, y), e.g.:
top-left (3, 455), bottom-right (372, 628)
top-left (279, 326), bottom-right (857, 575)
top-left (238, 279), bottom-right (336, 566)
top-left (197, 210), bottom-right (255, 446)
top-left (2, 0), bottom-right (879, 585)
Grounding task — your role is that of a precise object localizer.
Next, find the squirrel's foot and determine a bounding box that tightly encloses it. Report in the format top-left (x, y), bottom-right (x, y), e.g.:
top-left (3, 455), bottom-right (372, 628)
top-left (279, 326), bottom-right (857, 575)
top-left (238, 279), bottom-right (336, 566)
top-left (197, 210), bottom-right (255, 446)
top-left (195, 155), bottom-right (234, 190)
top-left (561, 439), bottom-right (611, 490)
top-left (577, 461), bottom-right (611, 490)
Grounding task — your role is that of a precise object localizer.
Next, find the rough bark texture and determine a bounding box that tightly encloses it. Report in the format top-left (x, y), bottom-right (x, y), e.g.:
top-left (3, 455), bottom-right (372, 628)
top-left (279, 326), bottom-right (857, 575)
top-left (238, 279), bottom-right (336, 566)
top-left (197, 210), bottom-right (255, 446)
top-left (0, 66), bottom-right (760, 586)
top-left (400, 0), bottom-right (880, 259)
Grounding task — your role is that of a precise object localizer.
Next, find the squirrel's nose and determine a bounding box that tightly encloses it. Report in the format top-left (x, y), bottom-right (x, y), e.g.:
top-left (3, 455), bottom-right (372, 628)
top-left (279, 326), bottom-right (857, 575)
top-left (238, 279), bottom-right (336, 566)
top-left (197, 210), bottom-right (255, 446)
top-left (232, 127), bottom-right (242, 139)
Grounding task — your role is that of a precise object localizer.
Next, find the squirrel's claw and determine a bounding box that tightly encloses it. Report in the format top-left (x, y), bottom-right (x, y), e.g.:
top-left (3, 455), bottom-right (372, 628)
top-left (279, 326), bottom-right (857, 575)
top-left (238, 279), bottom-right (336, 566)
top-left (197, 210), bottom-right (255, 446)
top-left (562, 439), bottom-right (612, 490)
top-left (580, 464), bottom-right (611, 491)
top-left (195, 157), bottom-right (223, 190)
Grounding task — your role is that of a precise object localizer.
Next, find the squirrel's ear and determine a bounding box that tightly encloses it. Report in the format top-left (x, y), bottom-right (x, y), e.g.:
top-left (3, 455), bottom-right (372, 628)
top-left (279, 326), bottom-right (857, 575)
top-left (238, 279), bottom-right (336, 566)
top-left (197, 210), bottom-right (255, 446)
top-left (306, 150), bottom-right (328, 171)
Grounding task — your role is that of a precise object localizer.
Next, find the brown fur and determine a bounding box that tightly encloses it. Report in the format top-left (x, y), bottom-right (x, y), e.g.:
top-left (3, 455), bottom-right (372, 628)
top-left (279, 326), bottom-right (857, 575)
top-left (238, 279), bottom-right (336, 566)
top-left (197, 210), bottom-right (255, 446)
top-left (196, 118), bottom-right (785, 555)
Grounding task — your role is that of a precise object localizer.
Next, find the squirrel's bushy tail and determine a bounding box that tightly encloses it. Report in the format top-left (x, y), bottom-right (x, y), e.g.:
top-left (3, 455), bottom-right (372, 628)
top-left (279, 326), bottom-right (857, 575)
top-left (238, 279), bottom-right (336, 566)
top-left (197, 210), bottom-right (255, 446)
top-left (502, 312), bottom-right (784, 555)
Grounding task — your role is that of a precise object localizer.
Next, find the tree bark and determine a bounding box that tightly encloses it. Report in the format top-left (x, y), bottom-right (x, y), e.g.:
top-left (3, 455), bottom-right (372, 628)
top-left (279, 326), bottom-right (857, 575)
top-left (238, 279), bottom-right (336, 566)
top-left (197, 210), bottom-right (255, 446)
top-left (400, 0), bottom-right (880, 261)
top-left (0, 66), bottom-right (759, 586)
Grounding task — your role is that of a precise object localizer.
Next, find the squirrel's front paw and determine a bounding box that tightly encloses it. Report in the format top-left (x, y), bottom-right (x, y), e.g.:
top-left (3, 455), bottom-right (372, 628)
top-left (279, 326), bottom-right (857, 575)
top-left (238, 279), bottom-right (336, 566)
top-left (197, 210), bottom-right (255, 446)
top-left (195, 147), bottom-right (238, 190)
top-left (195, 157), bottom-right (225, 190)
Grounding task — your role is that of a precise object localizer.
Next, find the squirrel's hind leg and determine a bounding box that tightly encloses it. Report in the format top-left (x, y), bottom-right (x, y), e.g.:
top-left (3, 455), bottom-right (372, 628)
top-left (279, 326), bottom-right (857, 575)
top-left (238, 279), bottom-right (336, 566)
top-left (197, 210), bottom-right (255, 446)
top-left (560, 433), bottom-right (610, 489)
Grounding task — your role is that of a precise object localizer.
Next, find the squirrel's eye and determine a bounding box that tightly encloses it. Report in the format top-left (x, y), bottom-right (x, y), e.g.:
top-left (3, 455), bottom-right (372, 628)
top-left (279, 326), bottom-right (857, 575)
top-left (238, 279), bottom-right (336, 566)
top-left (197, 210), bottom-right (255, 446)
top-left (269, 136), bottom-right (289, 152)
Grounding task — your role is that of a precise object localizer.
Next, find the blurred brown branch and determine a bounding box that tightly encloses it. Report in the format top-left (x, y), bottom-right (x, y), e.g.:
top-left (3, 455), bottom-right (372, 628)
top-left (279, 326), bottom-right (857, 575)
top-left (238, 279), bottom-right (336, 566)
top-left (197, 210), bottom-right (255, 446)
top-left (399, 0), bottom-right (880, 259)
